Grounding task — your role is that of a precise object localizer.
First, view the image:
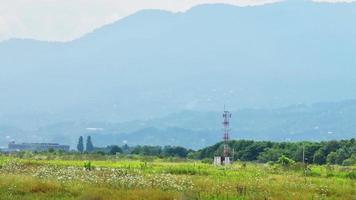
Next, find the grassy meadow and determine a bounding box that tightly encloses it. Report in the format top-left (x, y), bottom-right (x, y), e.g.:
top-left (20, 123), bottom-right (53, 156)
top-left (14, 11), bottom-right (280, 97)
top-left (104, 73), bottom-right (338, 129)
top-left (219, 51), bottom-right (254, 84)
top-left (0, 154), bottom-right (355, 200)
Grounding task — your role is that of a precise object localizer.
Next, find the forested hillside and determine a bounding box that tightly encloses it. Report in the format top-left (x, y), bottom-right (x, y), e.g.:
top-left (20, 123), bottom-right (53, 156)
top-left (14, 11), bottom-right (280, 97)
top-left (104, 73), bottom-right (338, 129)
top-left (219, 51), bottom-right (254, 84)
top-left (101, 139), bottom-right (356, 166)
top-left (194, 139), bottom-right (356, 165)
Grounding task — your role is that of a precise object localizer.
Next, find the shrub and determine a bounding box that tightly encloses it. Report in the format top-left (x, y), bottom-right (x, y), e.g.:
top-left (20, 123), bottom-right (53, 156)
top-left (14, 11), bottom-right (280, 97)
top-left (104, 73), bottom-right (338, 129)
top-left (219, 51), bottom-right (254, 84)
top-left (109, 145), bottom-right (123, 155)
top-left (277, 155), bottom-right (295, 167)
top-left (342, 154), bottom-right (356, 166)
top-left (84, 161), bottom-right (94, 171)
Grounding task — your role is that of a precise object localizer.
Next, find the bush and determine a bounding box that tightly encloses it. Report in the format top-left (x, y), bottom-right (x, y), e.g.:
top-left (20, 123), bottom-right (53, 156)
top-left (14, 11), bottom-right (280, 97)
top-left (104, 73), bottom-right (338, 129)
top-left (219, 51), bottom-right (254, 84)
top-left (109, 145), bottom-right (123, 155)
top-left (342, 154), bottom-right (356, 166)
top-left (84, 161), bottom-right (94, 171)
top-left (277, 155), bottom-right (295, 167)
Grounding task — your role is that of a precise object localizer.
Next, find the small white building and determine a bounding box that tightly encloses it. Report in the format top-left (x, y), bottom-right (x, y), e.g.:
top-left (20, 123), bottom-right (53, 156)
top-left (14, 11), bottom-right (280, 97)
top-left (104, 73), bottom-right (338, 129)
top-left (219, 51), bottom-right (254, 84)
top-left (214, 156), bottom-right (231, 165)
top-left (8, 141), bottom-right (70, 152)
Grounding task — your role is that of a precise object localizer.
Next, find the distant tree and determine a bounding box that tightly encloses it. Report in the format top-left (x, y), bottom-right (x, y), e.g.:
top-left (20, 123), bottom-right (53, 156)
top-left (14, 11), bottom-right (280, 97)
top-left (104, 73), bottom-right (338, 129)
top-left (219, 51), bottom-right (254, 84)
top-left (122, 144), bottom-right (130, 153)
top-left (294, 143), bottom-right (320, 163)
top-left (109, 145), bottom-right (123, 155)
top-left (325, 148), bottom-right (349, 165)
top-left (77, 136), bottom-right (84, 153)
top-left (334, 148), bottom-right (349, 164)
top-left (313, 149), bottom-right (326, 165)
top-left (139, 146), bottom-right (161, 156)
top-left (322, 140), bottom-right (340, 155)
top-left (163, 146), bottom-right (189, 158)
top-left (257, 148), bottom-right (284, 163)
top-left (86, 136), bottom-right (94, 152)
top-left (193, 138), bottom-right (355, 165)
top-left (342, 153), bottom-right (356, 166)
top-left (187, 151), bottom-right (199, 159)
top-left (131, 146), bottom-right (142, 155)
top-left (240, 142), bottom-right (268, 161)
top-left (326, 152), bottom-right (338, 164)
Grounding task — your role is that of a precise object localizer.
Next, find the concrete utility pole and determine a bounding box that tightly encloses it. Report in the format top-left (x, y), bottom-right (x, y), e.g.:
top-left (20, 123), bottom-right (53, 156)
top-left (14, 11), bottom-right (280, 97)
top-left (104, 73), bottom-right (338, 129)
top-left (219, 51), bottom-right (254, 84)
top-left (302, 145), bottom-right (305, 164)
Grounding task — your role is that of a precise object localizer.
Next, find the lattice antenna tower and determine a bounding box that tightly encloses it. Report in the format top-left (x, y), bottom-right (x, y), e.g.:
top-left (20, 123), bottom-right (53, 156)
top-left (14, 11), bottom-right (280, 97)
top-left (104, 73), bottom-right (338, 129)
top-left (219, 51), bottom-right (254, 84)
top-left (222, 106), bottom-right (232, 157)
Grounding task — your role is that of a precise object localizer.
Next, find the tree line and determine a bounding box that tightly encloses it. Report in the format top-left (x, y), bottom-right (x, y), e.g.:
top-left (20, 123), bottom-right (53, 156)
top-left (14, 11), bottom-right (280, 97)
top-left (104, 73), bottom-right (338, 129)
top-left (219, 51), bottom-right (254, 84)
top-left (76, 136), bottom-right (355, 166)
top-left (194, 139), bottom-right (356, 165)
top-left (76, 136), bottom-right (192, 157)
top-left (76, 136), bottom-right (94, 153)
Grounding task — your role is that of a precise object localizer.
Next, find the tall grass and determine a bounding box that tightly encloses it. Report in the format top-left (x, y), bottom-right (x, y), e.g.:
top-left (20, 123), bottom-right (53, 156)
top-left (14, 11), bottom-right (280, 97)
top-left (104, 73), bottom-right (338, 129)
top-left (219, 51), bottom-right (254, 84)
top-left (0, 155), bottom-right (355, 200)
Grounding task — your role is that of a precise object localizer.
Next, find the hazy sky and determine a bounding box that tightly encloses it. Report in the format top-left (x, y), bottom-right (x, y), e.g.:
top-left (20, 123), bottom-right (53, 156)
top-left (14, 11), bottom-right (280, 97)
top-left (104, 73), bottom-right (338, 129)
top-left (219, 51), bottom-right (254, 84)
top-left (0, 0), bottom-right (354, 42)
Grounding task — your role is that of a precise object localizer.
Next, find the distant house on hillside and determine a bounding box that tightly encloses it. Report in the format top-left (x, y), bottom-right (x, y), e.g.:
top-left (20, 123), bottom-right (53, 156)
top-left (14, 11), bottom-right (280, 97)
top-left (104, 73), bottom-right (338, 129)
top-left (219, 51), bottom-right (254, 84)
top-left (7, 141), bottom-right (70, 152)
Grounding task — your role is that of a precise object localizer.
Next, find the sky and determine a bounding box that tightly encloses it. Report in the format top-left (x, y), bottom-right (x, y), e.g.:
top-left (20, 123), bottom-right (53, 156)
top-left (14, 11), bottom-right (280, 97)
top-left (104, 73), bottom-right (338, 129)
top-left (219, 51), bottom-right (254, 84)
top-left (0, 0), bottom-right (354, 42)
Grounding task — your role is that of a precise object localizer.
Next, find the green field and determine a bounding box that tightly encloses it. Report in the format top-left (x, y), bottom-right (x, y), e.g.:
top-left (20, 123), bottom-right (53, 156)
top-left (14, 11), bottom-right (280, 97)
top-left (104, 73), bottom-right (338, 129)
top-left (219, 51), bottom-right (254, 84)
top-left (0, 154), bottom-right (355, 200)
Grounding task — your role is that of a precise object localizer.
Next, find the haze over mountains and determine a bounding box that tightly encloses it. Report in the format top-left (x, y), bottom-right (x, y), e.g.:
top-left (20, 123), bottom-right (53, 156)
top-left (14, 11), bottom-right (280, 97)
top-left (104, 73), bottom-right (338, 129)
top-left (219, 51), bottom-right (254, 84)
top-left (0, 1), bottom-right (355, 148)
top-left (1, 100), bottom-right (356, 149)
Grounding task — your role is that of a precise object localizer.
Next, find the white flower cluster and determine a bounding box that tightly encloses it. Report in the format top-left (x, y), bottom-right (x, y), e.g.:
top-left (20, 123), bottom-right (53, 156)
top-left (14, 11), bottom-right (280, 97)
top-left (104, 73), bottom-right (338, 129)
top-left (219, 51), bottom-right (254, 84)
top-left (0, 160), bottom-right (194, 192)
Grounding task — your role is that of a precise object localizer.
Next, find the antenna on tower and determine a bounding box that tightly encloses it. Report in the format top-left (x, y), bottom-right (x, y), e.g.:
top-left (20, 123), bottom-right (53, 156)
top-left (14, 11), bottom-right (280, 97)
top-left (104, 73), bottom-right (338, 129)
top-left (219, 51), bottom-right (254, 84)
top-left (214, 106), bottom-right (232, 166)
top-left (222, 107), bottom-right (231, 158)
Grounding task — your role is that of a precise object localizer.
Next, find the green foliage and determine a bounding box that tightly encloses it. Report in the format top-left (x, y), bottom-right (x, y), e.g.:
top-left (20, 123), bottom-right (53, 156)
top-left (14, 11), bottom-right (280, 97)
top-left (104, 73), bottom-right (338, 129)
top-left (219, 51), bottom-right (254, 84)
top-left (83, 161), bottom-right (94, 171)
top-left (109, 145), bottom-right (123, 155)
top-left (313, 149), bottom-right (326, 165)
top-left (131, 145), bottom-right (190, 158)
top-left (342, 153), bottom-right (356, 166)
top-left (86, 136), bottom-right (94, 153)
top-left (197, 139), bottom-right (355, 165)
top-left (163, 146), bottom-right (189, 158)
top-left (277, 155), bottom-right (295, 167)
top-left (257, 148), bottom-right (284, 162)
top-left (327, 152), bottom-right (338, 164)
top-left (77, 136), bottom-right (84, 153)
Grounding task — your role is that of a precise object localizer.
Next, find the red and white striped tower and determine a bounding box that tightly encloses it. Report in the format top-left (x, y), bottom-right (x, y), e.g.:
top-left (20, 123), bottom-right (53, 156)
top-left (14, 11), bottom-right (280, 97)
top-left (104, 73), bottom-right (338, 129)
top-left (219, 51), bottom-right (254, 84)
top-left (222, 108), bottom-right (232, 158)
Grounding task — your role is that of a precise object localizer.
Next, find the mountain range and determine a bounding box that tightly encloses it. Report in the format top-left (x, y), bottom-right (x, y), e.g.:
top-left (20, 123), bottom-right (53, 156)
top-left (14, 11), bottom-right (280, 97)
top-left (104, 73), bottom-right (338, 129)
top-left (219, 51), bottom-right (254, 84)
top-left (0, 1), bottom-right (355, 148)
top-left (1, 100), bottom-right (356, 149)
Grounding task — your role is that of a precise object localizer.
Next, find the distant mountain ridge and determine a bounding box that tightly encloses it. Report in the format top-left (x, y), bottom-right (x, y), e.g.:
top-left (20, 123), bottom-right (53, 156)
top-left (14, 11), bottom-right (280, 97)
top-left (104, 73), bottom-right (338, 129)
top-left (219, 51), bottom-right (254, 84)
top-left (1, 100), bottom-right (356, 149)
top-left (0, 1), bottom-right (356, 148)
top-left (1, 1), bottom-right (356, 119)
